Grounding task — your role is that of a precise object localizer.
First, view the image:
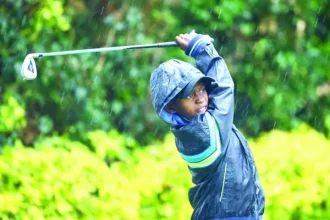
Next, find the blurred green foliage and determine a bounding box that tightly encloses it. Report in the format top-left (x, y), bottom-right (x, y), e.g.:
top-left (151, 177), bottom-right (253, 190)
top-left (0, 124), bottom-right (329, 219)
top-left (0, 0), bottom-right (329, 146)
top-left (0, 0), bottom-right (329, 219)
top-left (251, 124), bottom-right (330, 220)
top-left (0, 132), bottom-right (192, 220)
top-left (0, 93), bottom-right (26, 133)
top-left (0, 92), bottom-right (26, 148)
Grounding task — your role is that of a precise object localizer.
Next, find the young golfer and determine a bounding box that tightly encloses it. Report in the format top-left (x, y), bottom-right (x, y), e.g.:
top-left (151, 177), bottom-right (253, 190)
top-left (149, 30), bottom-right (265, 220)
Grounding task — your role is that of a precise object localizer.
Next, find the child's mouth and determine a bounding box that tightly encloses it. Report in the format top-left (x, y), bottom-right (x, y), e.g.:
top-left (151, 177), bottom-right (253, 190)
top-left (198, 106), bottom-right (207, 114)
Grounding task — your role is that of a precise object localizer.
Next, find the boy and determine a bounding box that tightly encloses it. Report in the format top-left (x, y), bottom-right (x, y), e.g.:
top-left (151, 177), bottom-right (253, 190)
top-left (149, 31), bottom-right (265, 220)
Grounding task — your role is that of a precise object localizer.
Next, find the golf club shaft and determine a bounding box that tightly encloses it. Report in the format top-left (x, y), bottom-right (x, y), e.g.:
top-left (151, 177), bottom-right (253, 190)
top-left (28, 41), bottom-right (179, 58)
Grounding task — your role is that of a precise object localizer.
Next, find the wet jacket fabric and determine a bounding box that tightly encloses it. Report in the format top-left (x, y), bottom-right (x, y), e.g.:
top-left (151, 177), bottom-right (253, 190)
top-left (150, 35), bottom-right (265, 219)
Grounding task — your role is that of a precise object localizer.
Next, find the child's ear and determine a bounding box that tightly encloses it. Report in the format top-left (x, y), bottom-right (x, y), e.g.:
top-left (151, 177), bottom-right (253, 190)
top-left (164, 102), bottom-right (177, 114)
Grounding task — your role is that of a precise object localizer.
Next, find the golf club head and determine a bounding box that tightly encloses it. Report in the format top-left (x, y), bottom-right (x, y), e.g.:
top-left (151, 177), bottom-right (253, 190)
top-left (21, 55), bottom-right (37, 80)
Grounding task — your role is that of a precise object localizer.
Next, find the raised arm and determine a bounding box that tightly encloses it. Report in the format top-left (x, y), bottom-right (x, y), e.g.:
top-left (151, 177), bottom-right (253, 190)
top-left (176, 31), bottom-right (235, 148)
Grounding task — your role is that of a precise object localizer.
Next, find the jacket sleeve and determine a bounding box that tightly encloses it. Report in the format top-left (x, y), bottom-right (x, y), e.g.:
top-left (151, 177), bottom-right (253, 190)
top-left (185, 34), bottom-right (234, 149)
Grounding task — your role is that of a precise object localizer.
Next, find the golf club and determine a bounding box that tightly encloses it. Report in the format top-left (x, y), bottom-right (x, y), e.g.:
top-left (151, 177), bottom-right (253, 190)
top-left (21, 41), bottom-right (179, 80)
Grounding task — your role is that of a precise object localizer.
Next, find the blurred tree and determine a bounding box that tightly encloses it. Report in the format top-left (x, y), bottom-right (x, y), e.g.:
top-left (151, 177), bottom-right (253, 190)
top-left (0, 0), bottom-right (329, 147)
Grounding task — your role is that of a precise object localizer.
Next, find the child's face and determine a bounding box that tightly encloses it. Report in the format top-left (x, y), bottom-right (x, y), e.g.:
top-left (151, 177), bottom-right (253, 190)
top-left (166, 81), bottom-right (209, 119)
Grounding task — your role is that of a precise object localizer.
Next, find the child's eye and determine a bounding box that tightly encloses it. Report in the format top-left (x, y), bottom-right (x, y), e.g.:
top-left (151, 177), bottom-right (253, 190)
top-left (199, 87), bottom-right (205, 93)
top-left (186, 94), bottom-right (193, 100)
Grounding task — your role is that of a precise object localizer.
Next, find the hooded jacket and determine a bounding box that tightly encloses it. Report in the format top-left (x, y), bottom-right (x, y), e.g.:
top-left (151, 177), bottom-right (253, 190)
top-left (150, 35), bottom-right (265, 219)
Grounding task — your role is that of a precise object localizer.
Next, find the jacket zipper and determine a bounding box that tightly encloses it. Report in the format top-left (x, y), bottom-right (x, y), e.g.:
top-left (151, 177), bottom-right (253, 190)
top-left (219, 162), bottom-right (227, 201)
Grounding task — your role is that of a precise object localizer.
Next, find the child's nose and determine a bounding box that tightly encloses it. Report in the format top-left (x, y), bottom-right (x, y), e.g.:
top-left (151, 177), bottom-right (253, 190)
top-left (195, 94), bottom-right (204, 103)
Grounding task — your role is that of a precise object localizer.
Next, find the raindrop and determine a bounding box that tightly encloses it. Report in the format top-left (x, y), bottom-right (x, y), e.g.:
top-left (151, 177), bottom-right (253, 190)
top-left (272, 121), bottom-right (276, 129)
top-left (109, 107), bottom-right (113, 117)
top-left (244, 103), bottom-right (249, 116)
top-left (218, 9), bottom-right (222, 19)
top-left (219, 45), bottom-right (223, 54)
top-left (101, 6), bottom-right (104, 15)
top-left (71, 81), bottom-right (75, 90)
top-left (22, 15), bottom-right (26, 26)
top-left (153, 127), bottom-right (159, 136)
top-left (103, 100), bottom-right (106, 109)
top-left (61, 92), bottom-right (65, 102)
top-left (93, 76), bottom-right (100, 85)
top-left (314, 18), bottom-right (318, 27)
top-left (255, 27), bottom-right (259, 34)
top-left (283, 72), bottom-right (288, 82)
top-left (313, 115), bottom-right (318, 126)
top-left (63, 60), bottom-right (67, 70)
